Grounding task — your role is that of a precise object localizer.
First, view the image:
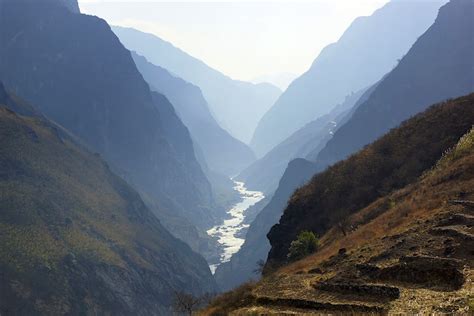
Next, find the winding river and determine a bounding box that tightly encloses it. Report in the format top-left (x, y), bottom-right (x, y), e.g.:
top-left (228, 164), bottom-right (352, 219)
top-left (207, 181), bottom-right (264, 273)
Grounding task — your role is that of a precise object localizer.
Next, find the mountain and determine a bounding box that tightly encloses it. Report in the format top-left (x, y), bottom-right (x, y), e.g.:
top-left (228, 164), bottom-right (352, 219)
top-left (0, 0), bottom-right (219, 258)
top-left (205, 112), bottom-right (474, 314)
top-left (314, 0), bottom-right (474, 171)
top-left (0, 83), bottom-right (217, 315)
top-left (237, 88), bottom-right (367, 195)
top-left (131, 52), bottom-right (256, 177)
top-left (214, 159), bottom-right (319, 291)
top-left (250, 0), bottom-right (445, 157)
top-left (267, 94), bottom-right (474, 266)
top-left (112, 26), bottom-right (282, 144)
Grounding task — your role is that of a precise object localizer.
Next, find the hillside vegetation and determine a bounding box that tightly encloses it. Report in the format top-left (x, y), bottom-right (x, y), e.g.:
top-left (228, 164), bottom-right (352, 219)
top-left (0, 90), bottom-right (216, 315)
top-left (315, 0), bottom-right (474, 171)
top-left (267, 94), bottom-right (474, 265)
top-left (202, 96), bottom-right (474, 315)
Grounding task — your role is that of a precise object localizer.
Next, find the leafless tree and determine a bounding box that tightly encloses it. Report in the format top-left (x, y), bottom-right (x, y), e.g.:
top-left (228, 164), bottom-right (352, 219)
top-left (172, 291), bottom-right (201, 316)
top-left (338, 217), bottom-right (353, 237)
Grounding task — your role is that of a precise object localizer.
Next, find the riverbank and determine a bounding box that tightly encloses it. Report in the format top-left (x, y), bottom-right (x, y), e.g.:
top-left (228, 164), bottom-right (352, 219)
top-left (207, 181), bottom-right (264, 273)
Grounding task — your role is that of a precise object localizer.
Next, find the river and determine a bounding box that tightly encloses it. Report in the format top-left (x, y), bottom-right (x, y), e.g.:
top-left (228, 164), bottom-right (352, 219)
top-left (207, 181), bottom-right (264, 274)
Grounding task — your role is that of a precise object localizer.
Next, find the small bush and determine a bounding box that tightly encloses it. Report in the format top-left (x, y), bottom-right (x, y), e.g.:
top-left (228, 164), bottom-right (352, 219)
top-left (287, 231), bottom-right (319, 260)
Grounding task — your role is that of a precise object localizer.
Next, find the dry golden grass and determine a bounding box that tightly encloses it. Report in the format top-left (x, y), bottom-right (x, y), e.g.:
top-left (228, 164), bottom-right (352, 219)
top-left (281, 127), bottom-right (474, 276)
top-left (200, 282), bottom-right (257, 316)
top-left (282, 153), bottom-right (474, 275)
top-left (268, 96), bottom-right (474, 266)
top-left (206, 127), bottom-right (474, 314)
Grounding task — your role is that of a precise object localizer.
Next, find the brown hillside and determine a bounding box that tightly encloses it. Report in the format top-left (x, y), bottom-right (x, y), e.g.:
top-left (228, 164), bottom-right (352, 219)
top-left (267, 94), bottom-right (474, 266)
top-left (202, 126), bottom-right (474, 315)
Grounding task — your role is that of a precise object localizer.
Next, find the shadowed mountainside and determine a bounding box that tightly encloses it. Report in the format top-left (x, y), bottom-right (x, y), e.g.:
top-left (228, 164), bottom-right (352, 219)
top-left (0, 83), bottom-right (217, 315)
top-left (0, 0), bottom-right (223, 259)
top-left (315, 0), bottom-right (474, 172)
top-left (132, 52), bottom-right (256, 177)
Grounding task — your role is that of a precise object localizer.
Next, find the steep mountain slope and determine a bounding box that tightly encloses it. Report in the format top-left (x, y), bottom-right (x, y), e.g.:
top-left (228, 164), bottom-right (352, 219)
top-left (0, 0), bottom-right (218, 254)
top-left (206, 125), bottom-right (474, 315)
top-left (305, 83), bottom-right (379, 160)
top-left (214, 159), bottom-right (318, 291)
top-left (315, 0), bottom-right (474, 171)
top-left (237, 88), bottom-right (367, 195)
top-left (112, 26), bottom-right (282, 143)
top-left (132, 52), bottom-right (255, 177)
top-left (0, 85), bottom-right (217, 315)
top-left (214, 87), bottom-right (377, 290)
top-left (267, 94), bottom-right (474, 266)
top-left (251, 0), bottom-right (445, 156)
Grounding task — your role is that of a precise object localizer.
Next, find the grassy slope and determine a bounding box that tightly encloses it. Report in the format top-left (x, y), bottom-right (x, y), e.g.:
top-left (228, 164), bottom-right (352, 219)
top-left (267, 94), bottom-right (474, 265)
top-left (243, 127), bottom-right (474, 314)
top-left (0, 102), bottom-right (216, 314)
top-left (202, 98), bottom-right (474, 315)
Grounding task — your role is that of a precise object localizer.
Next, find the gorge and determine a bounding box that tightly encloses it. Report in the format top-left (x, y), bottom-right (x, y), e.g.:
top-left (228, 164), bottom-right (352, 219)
top-left (0, 0), bottom-right (473, 314)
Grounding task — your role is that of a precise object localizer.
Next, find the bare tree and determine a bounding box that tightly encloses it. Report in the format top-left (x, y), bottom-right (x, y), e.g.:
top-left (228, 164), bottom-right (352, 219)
top-left (338, 217), bottom-right (353, 237)
top-left (172, 291), bottom-right (201, 316)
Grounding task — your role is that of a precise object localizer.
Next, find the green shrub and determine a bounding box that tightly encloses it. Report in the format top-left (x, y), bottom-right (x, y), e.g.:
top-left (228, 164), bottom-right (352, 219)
top-left (287, 231), bottom-right (319, 260)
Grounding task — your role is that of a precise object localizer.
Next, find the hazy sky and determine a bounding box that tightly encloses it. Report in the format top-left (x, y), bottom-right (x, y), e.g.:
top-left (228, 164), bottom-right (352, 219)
top-left (79, 0), bottom-right (389, 81)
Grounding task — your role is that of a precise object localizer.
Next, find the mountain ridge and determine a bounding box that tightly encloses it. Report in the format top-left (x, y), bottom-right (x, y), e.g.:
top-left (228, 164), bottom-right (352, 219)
top-left (315, 0), bottom-right (474, 172)
top-left (250, 0), bottom-right (445, 156)
top-left (132, 52), bottom-right (256, 177)
top-left (267, 94), bottom-right (474, 265)
top-left (112, 26), bottom-right (282, 143)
